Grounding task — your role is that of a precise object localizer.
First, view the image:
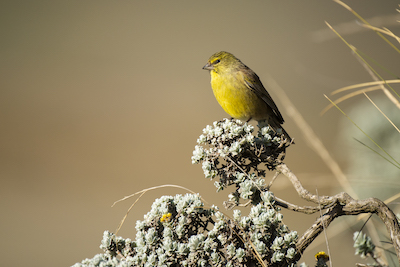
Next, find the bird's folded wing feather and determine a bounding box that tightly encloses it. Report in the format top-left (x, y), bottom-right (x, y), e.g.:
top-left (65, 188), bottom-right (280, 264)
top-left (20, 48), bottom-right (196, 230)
top-left (240, 68), bottom-right (285, 124)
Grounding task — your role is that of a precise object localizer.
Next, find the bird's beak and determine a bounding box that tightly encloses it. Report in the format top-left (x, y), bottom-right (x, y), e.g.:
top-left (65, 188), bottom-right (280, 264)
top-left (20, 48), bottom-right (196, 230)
top-left (202, 62), bottom-right (214, 70)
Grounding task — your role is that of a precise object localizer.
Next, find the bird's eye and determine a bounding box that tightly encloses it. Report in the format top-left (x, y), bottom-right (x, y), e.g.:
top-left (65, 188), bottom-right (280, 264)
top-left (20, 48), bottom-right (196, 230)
top-left (213, 59), bottom-right (220, 64)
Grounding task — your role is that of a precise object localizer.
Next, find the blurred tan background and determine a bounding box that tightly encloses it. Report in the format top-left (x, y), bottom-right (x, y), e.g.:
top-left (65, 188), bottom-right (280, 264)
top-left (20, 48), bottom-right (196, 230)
top-left (1, 1), bottom-right (400, 266)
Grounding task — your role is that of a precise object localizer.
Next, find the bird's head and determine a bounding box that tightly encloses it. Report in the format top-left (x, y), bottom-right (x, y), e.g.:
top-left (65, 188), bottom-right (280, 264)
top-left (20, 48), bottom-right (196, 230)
top-left (202, 51), bottom-right (240, 74)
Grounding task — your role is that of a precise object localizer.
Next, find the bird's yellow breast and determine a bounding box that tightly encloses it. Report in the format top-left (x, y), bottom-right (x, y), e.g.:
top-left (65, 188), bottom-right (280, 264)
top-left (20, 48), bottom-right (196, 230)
top-left (210, 71), bottom-right (266, 121)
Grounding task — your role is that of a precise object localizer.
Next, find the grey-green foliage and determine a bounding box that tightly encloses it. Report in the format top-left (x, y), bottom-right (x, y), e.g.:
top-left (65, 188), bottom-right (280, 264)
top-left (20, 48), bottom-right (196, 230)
top-left (192, 119), bottom-right (289, 208)
top-left (353, 231), bottom-right (375, 259)
top-left (73, 193), bottom-right (298, 267)
top-left (73, 120), bottom-right (296, 267)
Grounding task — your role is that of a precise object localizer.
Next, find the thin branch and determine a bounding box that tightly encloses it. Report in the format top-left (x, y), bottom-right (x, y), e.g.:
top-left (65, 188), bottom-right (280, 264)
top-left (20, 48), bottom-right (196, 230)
top-left (274, 196), bottom-right (322, 214)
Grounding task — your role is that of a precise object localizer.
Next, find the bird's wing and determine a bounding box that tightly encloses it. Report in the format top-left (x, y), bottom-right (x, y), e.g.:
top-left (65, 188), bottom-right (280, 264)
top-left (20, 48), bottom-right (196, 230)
top-left (241, 68), bottom-right (285, 124)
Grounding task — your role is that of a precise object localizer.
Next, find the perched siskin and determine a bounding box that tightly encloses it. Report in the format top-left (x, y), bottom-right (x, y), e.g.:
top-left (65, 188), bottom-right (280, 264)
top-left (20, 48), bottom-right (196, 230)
top-left (203, 51), bottom-right (292, 141)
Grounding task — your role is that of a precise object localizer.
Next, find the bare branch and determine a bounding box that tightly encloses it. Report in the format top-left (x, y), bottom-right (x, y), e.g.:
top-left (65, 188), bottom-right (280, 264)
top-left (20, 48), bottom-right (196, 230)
top-left (274, 196), bottom-right (326, 214)
top-left (276, 163), bottom-right (400, 263)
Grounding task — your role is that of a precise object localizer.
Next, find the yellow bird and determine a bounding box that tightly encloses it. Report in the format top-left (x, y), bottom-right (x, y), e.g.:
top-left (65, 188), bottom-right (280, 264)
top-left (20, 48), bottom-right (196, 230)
top-left (203, 51), bottom-right (292, 142)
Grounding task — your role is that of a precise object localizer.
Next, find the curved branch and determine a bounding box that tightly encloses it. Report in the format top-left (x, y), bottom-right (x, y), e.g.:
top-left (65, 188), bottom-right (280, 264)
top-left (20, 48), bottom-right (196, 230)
top-left (276, 163), bottom-right (400, 263)
top-left (296, 204), bottom-right (342, 256)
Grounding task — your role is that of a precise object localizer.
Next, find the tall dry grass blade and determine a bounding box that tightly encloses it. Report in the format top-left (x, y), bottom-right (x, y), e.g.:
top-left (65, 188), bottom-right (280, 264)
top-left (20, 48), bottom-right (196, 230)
top-left (354, 50), bottom-right (400, 107)
top-left (321, 86), bottom-right (380, 115)
top-left (332, 80), bottom-right (400, 95)
top-left (230, 223), bottom-right (266, 267)
top-left (355, 48), bottom-right (400, 79)
top-left (316, 188), bottom-right (333, 267)
top-left (112, 184), bottom-right (202, 207)
top-left (354, 139), bottom-right (400, 169)
top-left (363, 92), bottom-right (400, 134)
top-left (324, 95), bottom-right (400, 168)
top-left (115, 191), bottom-right (146, 235)
top-left (263, 74), bottom-right (357, 197)
top-left (333, 0), bottom-right (400, 54)
top-left (360, 24), bottom-right (400, 44)
top-left (207, 206), bottom-right (267, 266)
top-left (325, 23), bottom-right (382, 81)
top-left (311, 14), bottom-right (400, 43)
top-left (326, 22), bottom-right (400, 107)
top-left (112, 184), bottom-right (206, 234)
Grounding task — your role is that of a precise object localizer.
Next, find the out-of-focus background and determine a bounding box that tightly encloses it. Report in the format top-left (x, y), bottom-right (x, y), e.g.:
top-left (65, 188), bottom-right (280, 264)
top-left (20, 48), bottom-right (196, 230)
top-left (1, 1), bottom-right (400, 266)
